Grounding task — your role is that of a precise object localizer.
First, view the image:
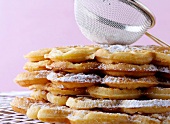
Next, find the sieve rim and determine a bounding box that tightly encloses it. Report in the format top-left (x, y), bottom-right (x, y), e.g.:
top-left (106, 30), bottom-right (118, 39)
top-left (128, 0), bottom-right (156, 28)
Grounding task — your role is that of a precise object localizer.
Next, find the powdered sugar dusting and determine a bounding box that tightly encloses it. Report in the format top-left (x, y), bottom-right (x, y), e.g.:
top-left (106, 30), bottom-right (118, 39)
top-left (98, 63), bottom-right (158, 71)
top-left (102, 76), bottom-right (155, 84)
top-left (100, 45), bottom-right (146, 53)
top-left (68, 97), bottom-right (170, 109)
top-left (35, 70), bottom-right (50, 78)
top-left (68, 97), bottom-right (118, 108)
top-left (120, 99), bottom-right (170, 108)
top-left (158, 66), bottom-right (170, 74)
top-left (47, 72), bottom-right (102, 83)
top-left (145, 65), bottom-right (158, 71)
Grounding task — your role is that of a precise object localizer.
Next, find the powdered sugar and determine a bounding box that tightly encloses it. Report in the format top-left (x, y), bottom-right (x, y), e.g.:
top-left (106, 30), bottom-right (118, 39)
top-left (100, 45), bottom-right (146, 53)
top-left (102, 76), bottom-right (155, 84)
top-left (120, 99), bottom-right (170, 108)
top-left (67, 97), bottom-right (170, 109)
top-left (98, 63), bottom-right (158, 71)
top-left (158, 66), bottom-right (170, 73)
top-left (145, 64), bottom-right (158, 71)
top-left (47, 71), bottom-right (102, 83)
top-left (35, 70), bottom-right (50, 78)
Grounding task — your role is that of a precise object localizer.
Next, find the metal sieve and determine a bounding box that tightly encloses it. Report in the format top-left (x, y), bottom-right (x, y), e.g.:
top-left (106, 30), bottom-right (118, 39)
top-left (74, 0), bottom-right (169, 46)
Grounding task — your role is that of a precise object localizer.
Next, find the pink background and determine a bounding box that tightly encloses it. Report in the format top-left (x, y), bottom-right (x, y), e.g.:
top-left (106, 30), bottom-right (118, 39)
top-left (0, 0), bottom-right (170, 92)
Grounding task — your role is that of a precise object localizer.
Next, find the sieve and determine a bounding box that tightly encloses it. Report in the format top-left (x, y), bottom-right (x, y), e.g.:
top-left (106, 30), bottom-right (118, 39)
top-left (74, 0), bottom-right (169, 46)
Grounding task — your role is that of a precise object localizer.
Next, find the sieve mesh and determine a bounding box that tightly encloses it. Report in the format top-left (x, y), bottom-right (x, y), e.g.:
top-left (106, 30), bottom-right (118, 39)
top-left (74, 0), bottom-right (152, 45)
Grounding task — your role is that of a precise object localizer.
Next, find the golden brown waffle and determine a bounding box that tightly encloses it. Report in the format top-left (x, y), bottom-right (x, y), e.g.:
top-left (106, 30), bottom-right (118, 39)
top-left (46, 83), bottom-right (86, 96)
top-left (24, 48), bottom-right (52, 62)
top-left (10, 97), bottom-right (44, 114)
top-left (99, 63), bottom-right (158, 77)
top-left (47, 71), bottom-right (102, 88)
top-left (119, 99), bottom-right (170, 114)
top-left (15, 70), bottom-right (50, 87)
top-left (46, 61), bottom-right (100, 73)
top-left (37, 105), bottom-right (72, 123)
top-left (150, 112), bottom-right (170, 124)
top-left (66, 97), bottom-right (170, 114)
top-left (68, 110), bottom-right (160, 124)
top-left (28, 84), bottom-right (47, 91)
top-left (12, 45), bottom-right (170, 123)
top-left (145, 87), bottom-right (170, 99)
top-left (103, 76), bottom-right (158, 89)
top-left (147, 45), bottom-right (170, 66)
top-left (27, 102), bottom-right (72, 123)
top-left (44, 45), bottom-right (100, 62)
top-left (11, 97), bottom-right (170, 124)
top-left (95, 45), bottom-right (154, 65)
top-left (66, 97), bottom-right (118, 110)
top-left (26, 103), bottom-right (52, 119)
top-left (87, 86), bottom-right (141, 99)
top-left (24, 60), bottom-right (52, 72)
top-left (46, 92), bottom-right (68, 106)
top-left (30, 90), bottom-right (47, 101)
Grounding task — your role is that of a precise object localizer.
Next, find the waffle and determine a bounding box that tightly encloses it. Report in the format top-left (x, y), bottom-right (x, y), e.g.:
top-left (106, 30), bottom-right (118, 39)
top-left (24, 48), bottom-right (52, 62)
top-left (24, 60), bottom-right (52, 71)
top-left (47, 71), bottom-right (102, 88)
top-left (103, 76), bottom-right (158, 89)
top-left (87, 86), bottom-right (141, 99)
top-left (12, 44), bottom-right (170, 123)
top-left (15, 70), bottom-right (50, 87)
top-left (95, 45), bottom-right (154, 65)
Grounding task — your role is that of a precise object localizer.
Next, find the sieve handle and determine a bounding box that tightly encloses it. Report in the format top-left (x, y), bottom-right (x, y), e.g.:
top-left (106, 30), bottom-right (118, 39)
top-left (145, 32), bottom-right (170, 47)
top-left (129, 0), bottom-right (156, 28)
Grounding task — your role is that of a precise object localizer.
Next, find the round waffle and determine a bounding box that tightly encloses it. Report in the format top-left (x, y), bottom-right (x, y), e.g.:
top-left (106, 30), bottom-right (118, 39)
top-left (68, 110), bottom-right (160, 124)
top-left (11, 97), bottom-right (165, 124)
top-left (10, 97), bottom-right (43, 114)
top-left (44, 45), bottom-right (99, 62)
top-left (15, 70), bottom-right (50, 87)
top-left (24, 48), bottom-right (52, 62)
top-left (66, 97), bottom-right (118, 110)
top-left (28, 84), bottom-right (46, 91)
top-left (121, 99), bottom-right (170, 114)
top-left (147, 45), bottom-right (170, 66)
top-left (24, 60), bottom-right (52, 72)
top-left (98, 63), bottom-right (158, 77)
top-left (95, 45), bottom-right (154, 65)
top-left (46, 83), bottom-right (86, 96)
top-left (30, 90), bottom-right (47, 101)
top-left (47, 71), bottom-right (102, 88)
top-left (37, 106), bottom-right (72, 123)
top-left (46, 92), bottom-right (68, 106)
top-left (87, 86), bottom-right (141, 100)
top-left (46, 61), bottom-right (100, 73)
top-left (103, 76), bottom-right (158, 89)
top-left (66, 97), bottom-right (170, 114)
top-left (145, 87), bottom-right (170, 99)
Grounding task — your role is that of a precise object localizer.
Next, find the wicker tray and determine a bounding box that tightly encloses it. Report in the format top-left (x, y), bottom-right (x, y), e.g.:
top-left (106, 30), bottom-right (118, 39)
top-left (0, 91), bottom-right (48, 124)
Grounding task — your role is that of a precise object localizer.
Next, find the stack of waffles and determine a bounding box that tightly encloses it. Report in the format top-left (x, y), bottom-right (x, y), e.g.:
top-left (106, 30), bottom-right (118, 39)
top-left (11, 45), bottom-right (170, 124)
